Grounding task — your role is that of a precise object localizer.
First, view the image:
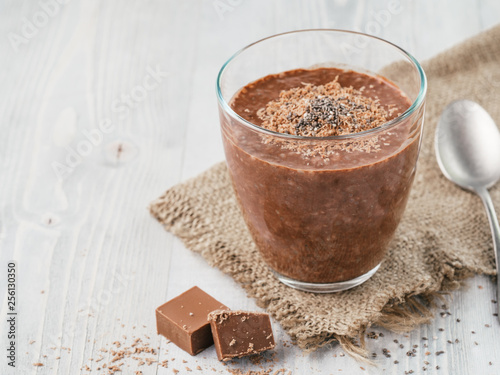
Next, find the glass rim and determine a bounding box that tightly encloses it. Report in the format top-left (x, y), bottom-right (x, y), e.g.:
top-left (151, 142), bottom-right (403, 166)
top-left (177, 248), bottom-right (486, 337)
top-left (216, 29), bottom-right (427, 141)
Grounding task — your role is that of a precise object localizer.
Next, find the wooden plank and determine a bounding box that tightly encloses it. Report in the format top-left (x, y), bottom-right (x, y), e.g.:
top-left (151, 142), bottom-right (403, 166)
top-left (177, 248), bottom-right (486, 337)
top-left (411, 0), bottom-right (482, 60)
top-left (0, 0), bottom-right (195, 374)
top-left (478, 0), bottom-right (500, 30)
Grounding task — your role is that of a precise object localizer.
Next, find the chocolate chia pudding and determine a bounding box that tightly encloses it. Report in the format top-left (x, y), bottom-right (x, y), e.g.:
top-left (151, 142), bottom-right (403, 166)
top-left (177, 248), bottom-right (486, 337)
top-left (220, 67), bottom-right (423, 285)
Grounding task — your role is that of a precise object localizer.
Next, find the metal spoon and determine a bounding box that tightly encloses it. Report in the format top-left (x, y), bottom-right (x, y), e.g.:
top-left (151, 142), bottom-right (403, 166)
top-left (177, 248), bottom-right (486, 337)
top-left (435, 99), bottom-right (500, 320)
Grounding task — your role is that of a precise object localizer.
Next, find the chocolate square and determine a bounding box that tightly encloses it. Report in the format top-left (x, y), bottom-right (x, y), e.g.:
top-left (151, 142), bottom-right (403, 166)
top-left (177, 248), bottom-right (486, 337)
top-left (208, 310), bottom-right (275, 361)
top-left (156, 286), bottom-right (228, 355)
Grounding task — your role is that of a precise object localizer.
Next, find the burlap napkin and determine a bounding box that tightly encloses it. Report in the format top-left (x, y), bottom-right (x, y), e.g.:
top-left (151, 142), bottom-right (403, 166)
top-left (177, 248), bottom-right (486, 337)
top-left (150, 25), bottom-right (500, 358)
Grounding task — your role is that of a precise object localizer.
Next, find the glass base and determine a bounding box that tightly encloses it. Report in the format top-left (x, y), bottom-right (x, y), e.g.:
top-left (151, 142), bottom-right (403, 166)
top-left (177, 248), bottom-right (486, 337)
top-left (272, 263), bottom-right (381, 293)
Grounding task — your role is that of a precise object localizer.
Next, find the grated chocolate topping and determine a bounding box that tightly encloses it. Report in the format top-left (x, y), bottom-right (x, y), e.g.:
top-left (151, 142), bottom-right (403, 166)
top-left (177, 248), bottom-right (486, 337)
top-left (257, 78), bottom-right (391, 137)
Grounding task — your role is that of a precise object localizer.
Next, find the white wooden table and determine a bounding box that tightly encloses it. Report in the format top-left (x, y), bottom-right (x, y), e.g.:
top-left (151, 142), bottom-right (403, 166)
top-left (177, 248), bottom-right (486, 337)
top-left (1, 1), bottom-right (500, 374)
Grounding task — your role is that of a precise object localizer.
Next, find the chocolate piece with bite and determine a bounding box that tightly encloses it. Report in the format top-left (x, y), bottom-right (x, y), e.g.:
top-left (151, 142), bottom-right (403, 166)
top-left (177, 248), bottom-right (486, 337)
top-left (156, 286), bottom-right (228, 355)
top-left (208, 310), bottom-right (275, 361)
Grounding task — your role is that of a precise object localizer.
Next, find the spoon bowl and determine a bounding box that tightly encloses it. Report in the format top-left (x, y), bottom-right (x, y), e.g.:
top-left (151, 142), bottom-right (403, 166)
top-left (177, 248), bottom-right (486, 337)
top-left (436, 100), bottom-right (500, 191)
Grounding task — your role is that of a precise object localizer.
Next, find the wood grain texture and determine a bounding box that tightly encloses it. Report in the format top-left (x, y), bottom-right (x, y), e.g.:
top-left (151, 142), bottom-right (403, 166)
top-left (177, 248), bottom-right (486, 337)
top-left (0, 1), bottom-right (498, 374)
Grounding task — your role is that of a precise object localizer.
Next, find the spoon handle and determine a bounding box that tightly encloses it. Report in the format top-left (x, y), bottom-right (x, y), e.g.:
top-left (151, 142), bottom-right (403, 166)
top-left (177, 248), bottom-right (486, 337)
top-left (476, 187), bottom-right (500, 321)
